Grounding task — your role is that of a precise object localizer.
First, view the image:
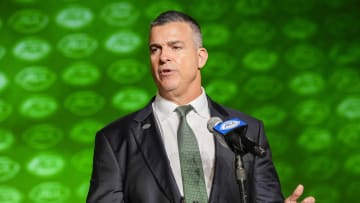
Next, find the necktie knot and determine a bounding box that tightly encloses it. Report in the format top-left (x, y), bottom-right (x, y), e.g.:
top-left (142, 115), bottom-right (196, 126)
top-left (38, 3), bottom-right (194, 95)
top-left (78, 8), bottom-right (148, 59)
top-left (175, 105), bottom-right (193, 118)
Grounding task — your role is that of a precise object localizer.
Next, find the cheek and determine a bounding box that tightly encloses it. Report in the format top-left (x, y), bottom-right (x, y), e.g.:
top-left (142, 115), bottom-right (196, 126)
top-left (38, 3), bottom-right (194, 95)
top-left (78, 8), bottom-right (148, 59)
top-left (182, 64), bottom-right (199, 79)
top-left (149, 58), bottom-right (158, 71)
top-left (150, 56), bottom-right (156, 66)
top-left (178, 53), bottom-right (197, 66)
top-left (184, 56), bottom-right (200, 72)
top-left (149, 65), bottom-right (158, 80)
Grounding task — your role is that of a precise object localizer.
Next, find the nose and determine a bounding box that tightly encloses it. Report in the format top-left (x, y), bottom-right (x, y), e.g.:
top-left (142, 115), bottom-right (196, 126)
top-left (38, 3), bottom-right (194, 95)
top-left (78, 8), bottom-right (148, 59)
top-left (159, 47), bottom-right (171, 64)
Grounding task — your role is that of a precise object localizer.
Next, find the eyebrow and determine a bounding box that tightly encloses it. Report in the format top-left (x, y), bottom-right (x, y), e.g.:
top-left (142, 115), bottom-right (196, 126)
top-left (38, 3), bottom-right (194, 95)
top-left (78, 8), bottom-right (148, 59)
top-left (149, 40), bottom-right (185, 49)
top-left (168, 40), bottom-right (184, 46)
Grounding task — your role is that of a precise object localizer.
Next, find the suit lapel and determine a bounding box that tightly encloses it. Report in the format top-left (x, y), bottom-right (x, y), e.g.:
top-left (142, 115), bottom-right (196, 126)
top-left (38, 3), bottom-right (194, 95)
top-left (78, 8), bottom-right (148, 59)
top-left (208, 98), bottom-right (238, 202)
top-left (132, 103), bottom-right (182, 202)
top-left (209, 139), bottom-right (238, 202)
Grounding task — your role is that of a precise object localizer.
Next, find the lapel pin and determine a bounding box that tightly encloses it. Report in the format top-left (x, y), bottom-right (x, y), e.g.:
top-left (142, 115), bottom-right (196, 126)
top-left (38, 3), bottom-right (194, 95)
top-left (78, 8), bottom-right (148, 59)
top-left (142, 123), bottom-right (151, 129)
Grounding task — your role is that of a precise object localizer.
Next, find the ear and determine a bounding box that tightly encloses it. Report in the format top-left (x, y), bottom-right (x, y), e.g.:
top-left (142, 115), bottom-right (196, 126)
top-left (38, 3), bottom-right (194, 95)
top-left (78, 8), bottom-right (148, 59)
top-left (197, 47), bottom-right (208, 69)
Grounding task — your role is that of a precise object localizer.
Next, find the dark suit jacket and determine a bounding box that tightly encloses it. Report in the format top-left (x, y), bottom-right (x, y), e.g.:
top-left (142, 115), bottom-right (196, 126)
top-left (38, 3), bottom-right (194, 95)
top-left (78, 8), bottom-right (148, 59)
top-left (87, 97), bottom-right (284, 203)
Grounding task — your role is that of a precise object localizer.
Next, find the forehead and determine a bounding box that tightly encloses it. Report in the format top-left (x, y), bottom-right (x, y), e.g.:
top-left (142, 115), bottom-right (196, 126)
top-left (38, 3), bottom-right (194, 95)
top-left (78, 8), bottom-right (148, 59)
top-left (149, 22), bottom-right (194, 44)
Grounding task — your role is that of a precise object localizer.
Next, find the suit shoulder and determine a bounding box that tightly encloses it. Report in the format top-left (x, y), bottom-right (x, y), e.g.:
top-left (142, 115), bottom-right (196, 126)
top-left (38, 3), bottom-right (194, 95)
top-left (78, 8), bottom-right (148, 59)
top-left (222, 105), bottom-right (262, 124)
top-left (96, 110), bottom-right (140, 140)
top-left (208, 96), bottom-right (262, 125)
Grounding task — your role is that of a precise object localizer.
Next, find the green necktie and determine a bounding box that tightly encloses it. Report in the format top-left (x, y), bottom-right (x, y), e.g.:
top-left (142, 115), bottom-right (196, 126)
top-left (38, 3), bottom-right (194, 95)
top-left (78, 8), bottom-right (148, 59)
top-left (175, 105), bottom-right (208, 203)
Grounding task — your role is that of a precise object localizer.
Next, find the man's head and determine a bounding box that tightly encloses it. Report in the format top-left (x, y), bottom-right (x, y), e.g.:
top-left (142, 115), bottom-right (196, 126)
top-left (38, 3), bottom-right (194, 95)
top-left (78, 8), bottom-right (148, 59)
top-left (150, 10), bottom-right (203, 48)
top-left (148, 10), bottom-right (208, 105)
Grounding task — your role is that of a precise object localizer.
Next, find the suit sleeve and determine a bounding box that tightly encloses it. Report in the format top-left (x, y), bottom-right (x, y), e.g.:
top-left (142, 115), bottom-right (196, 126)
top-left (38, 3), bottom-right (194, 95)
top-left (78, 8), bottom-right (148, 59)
top-left (86, 132), bottom-right (125, 203)
top-left (252, 120), bottom-right (284, 203)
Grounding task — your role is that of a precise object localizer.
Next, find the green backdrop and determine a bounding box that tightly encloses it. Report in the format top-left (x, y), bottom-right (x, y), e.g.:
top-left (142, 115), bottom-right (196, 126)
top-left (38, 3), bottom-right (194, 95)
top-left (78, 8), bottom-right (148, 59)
top-left (0, 0), bottom-right (359, 202)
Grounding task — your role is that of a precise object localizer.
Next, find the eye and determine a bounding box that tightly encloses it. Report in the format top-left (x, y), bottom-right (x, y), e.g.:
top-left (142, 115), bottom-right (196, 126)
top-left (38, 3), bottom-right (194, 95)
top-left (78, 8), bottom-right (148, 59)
top-left (150, 47), bottom-right (160, 54)
top-left (172, 46), bottom-right (182, 50)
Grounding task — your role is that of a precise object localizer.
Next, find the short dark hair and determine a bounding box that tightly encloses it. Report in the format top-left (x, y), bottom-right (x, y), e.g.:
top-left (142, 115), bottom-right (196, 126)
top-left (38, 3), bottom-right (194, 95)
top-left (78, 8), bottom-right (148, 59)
top-left (150, 10), bottom-right (203, 47)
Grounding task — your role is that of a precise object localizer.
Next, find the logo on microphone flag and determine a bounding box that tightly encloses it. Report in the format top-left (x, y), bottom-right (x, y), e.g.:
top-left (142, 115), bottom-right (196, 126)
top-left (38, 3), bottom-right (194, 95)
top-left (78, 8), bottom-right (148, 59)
top-left (214, 118), bottom-right (247, 135)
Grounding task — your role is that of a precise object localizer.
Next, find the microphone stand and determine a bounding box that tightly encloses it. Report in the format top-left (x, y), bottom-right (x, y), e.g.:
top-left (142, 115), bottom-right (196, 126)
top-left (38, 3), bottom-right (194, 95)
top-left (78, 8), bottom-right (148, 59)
top-left (235, 153), bottom-right (247, 203)
top-left (218, 125), bottom-right (249, 203)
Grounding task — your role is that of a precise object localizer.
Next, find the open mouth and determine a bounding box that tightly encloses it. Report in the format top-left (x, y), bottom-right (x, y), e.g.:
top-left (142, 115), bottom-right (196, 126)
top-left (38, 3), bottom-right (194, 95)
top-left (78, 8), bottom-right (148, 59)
top-left (159, 69), bottom-right (174, 75)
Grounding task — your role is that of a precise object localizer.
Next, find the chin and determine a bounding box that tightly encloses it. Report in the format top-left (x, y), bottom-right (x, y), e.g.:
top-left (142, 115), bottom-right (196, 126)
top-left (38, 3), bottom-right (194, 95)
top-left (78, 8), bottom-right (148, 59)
top-left (159, 85), bottom-right (178, 94)
top-left (159, 81), bottom-right (178, 90)
top-left (162, 86), bottom-right (177, 92)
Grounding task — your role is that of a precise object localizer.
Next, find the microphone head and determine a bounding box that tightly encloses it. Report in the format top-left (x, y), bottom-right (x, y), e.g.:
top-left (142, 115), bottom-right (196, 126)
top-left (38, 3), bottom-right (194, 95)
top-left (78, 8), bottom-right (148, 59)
top-left (207, 117), bottom-right (223, 133)
top-left (207, 117), bottom-right (230, 150)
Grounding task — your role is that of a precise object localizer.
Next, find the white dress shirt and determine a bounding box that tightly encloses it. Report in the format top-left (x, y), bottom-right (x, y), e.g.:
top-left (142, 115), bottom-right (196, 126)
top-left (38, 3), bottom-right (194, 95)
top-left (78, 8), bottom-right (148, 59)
top-left (152, 89), bottom-right (215, 197)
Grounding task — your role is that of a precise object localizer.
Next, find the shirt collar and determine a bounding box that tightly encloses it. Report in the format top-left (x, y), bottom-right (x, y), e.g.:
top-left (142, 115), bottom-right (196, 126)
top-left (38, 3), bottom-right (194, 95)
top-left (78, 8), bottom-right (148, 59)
top-left (153, 87), bottom-right (209, 121)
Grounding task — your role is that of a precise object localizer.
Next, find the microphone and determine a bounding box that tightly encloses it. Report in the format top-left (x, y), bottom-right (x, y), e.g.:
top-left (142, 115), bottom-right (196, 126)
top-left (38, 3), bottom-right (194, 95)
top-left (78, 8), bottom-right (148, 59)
top-left (207, 117), bottom-right (266, 157)
top-left (207, 117), bottom-right (230, 150)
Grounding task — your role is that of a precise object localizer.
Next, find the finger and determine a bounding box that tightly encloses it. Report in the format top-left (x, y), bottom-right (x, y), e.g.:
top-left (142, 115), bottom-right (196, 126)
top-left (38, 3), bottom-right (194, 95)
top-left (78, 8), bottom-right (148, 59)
top-left (289, 184), bottom-right (304, 201)
top-left (301, 196), bottom-right (315, 203)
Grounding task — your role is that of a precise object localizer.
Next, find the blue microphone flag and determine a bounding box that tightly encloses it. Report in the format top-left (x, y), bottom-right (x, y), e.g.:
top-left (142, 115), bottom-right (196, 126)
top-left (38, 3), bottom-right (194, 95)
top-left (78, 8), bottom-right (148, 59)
top-left (213, 118), bottom-right (247, 135)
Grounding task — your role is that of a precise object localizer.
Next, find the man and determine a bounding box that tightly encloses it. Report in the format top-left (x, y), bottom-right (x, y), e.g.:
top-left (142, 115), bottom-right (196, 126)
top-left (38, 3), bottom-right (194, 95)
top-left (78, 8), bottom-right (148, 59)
top-left (87, 10), bottom-right (315, 203)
